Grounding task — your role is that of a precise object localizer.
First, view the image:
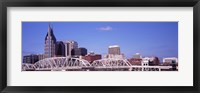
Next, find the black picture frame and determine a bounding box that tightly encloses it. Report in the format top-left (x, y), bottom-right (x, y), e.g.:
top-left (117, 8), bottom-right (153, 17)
top-left (0, 0), bottom-right (200, 93)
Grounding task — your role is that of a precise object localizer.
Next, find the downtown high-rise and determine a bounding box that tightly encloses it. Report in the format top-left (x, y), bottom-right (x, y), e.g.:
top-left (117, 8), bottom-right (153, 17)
top-left (108, 45), bottom-right (120, 55)
top-left (44, 24), bottom-right (57, 58)
top-left (64, 40), bottom-right (78, 57)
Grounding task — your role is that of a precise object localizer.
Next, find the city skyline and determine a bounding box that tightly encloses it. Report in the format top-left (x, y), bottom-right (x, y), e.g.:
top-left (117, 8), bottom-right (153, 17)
top-left (22, 22), bottom-right (178, 59)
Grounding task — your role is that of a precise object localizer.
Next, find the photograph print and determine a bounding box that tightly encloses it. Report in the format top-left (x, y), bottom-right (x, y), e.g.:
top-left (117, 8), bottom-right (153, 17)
top-left (22, 22), bottom-right (178, 71)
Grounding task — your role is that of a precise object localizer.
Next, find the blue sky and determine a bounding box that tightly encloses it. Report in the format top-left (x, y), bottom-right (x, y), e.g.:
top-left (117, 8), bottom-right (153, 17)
top-left (22, 22), bottom-right (178, 59)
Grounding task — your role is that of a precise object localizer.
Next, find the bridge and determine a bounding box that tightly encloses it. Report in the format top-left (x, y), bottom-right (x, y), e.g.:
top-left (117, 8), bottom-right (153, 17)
top-left (22, 57), bottom-right (173, 71)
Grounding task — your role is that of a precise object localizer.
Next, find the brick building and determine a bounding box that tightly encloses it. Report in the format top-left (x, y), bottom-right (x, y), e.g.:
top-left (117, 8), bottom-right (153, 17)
top-left (82, 54), bottom-right (102, 63)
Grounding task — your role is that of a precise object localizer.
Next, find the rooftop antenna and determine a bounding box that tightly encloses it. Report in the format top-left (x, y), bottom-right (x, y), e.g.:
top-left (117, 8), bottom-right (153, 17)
top-left (48, 22), bottom-right (52, 36)
top-left (49, 22), bottom-right (52, 28)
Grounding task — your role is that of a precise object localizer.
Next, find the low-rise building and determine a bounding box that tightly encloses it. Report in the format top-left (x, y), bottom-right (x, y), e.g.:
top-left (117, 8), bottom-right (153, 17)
top-left (104, 54), bottom-right (125, 59)
top-left (38, 54), bottom-right (45, 61)
top-left (163, 57), bottom-right (178, 66)
top-left (149, 57), bottom-right (160, 66)
top-left (141, 57), bottom-right (160, 66)
top-left (142, 57), bottom-right (152, 66)
top-left (128, 58), bottom-right (142, 65)
top-left (133, 53), bottom-right (142, 59)
top-left (71, 47), bottom-right (87, 58)
top-left (82, 53), bottom-right (102, 63)
top-left (23, 54), bottom-right (39, 64)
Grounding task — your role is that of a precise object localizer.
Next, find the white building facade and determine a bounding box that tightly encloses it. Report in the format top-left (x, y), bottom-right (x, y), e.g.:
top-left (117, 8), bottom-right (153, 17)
top-left (64, 40), bottom-right (78, 57)
top-left (163, 57), bottom-right (178, 63)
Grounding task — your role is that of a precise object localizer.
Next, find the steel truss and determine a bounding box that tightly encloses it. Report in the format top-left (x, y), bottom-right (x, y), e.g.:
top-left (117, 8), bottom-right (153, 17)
top-left (22, 57), bottom-right (172, 71)
top-left (22, 57), bottom-right (91, 71)
top-left (91, 58), bottom-right (132, 71)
